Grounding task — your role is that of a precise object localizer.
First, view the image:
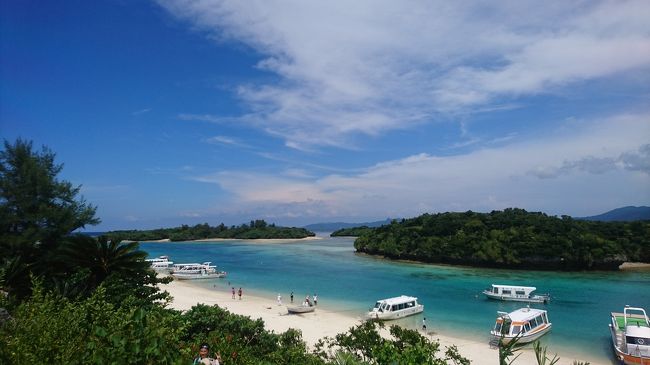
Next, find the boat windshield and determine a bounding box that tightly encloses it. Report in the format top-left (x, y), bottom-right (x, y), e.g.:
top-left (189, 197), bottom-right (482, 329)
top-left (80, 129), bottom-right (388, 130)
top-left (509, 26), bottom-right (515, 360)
top-left (374, 302), bottom-right (382, 309)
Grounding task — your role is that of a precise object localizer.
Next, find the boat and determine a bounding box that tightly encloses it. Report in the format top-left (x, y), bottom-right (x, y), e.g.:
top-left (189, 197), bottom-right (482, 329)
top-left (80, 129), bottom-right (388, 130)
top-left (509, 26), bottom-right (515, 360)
top-left (609, 306), bottom-right (650, 364)
top-left (366, 295), bottom-right (424, 320)
top-left (483, 284), bottom-right (550, 303)
top-left (287, 305), bottom-right (316, 314)
top-left (171, 262), bottom-right (226, 280)
top-left (490, 307), bottom-right (552, 344)
top-left (145, 256), bottom-right (174, 272)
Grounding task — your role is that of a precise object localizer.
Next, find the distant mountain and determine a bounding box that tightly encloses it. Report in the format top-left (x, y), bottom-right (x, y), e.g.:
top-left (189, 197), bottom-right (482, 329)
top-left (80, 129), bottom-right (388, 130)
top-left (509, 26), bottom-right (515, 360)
top-left (578, 206), bottom-right (650, 222)
top-left (304, 218), bottom-right (393, 232)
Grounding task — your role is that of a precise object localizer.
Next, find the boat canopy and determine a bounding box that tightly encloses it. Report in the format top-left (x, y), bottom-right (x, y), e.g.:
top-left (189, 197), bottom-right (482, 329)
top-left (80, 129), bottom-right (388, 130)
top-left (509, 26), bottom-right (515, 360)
top-left (375, 295), bottom-right (419, 305)
top-left (498, 307), bottom-right (547, 323)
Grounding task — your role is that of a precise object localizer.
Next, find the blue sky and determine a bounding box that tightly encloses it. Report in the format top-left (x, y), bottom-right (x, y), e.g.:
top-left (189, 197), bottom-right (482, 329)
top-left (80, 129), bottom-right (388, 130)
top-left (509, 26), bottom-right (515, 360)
top-left (2, 0), bottom-right (649, 230)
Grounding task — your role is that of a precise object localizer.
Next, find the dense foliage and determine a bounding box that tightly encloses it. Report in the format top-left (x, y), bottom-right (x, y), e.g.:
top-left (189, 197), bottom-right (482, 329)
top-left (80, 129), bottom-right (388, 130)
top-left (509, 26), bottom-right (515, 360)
top-left (354, 209), bottom-right (650, 270)
top-left (331, 226), bottom-right (375, 237)
top-left (104, 220), bottom-right (315, 242)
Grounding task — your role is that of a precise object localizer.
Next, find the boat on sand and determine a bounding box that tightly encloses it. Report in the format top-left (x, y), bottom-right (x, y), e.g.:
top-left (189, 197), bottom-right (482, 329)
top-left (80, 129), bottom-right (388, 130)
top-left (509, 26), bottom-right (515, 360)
top-left (609, 306), bottom-right (650, 364)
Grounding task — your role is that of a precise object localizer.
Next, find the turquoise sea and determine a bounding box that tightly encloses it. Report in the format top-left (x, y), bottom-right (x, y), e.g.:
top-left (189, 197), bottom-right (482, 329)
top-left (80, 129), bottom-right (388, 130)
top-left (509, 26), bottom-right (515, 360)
top-left (141, 235), bottom-right (650, 364)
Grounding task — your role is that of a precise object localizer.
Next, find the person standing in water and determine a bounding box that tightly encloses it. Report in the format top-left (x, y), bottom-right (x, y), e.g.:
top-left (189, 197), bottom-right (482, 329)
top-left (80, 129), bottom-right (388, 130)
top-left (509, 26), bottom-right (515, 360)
top-left (422, 317), bottom-right (427, 331)
top-left (238, 287), bottom-right (242, 300)
top-left (290, 291), bottom-right (294, 303)
top-left (277, 293), bottom-right (282, 305)
top-left (313, 293), bottom-right (318, 306)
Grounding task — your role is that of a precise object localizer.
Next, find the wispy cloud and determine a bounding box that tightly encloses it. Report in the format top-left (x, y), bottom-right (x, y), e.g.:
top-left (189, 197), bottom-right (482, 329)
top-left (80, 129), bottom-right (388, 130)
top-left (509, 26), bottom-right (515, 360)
top-left (191, 112), bottom-right (650, 219)
top-left (205, 135), bottom-right (252, 148)
top-left (158, 0), bottom-right (650, 149)
top-left (132, 108), bottom-right (152, 116)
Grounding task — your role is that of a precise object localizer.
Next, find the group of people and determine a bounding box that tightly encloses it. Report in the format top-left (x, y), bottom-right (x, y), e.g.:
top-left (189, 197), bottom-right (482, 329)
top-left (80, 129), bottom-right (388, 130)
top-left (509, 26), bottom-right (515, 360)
top-left (302, 293), bottom-right (317, 307)
top-left (278, 292), bottom-right (319, 307)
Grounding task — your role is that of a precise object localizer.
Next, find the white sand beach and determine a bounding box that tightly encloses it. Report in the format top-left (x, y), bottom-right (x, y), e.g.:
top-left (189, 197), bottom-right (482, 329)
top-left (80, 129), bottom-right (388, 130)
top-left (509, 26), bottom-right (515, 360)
top-left (161, 279), bottom-right (610, 365)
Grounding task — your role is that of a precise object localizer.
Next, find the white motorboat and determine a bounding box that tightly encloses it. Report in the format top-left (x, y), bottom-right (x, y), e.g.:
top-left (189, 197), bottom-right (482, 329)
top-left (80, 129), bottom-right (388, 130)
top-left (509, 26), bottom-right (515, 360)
top-left (171, 262), bottom-right (226, 280)
top-left (609, 306), bottom-right (650, 364)
top-left (145, 256), bottom-right (174, 272)
top-left (366, 295), bottom-right (424, 320)
top-left (483, 284), bottom-right (550, 303)
top-left (490, 307), bottom-right (552, 344)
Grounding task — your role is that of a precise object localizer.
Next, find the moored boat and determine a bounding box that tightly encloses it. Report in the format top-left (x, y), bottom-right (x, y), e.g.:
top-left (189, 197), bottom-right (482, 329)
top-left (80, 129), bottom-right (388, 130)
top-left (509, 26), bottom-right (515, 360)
top-left (287, 305), bottom-right (316, 314)
top-left (609, 306), bottom-right (650, 364)
top-left (171, 262), bottom-right (226, 280)
top-left (483, 284), bottom-right (550, 303)
top-left (145, 255), bottom-right (174, 272)
top-left (490, 307), bottom-right (552, 344)
top-left (366, 295), bottom-right (423, 320)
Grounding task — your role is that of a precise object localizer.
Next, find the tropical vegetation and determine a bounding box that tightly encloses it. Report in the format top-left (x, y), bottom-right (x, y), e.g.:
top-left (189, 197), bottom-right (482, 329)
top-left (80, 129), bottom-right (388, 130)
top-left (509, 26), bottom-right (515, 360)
top-left (331, 226), bottom-right (374, 237)
top-left (103, 220), bottom-right (315, 242)
top-left (353, 210), bottom-right (650, 270)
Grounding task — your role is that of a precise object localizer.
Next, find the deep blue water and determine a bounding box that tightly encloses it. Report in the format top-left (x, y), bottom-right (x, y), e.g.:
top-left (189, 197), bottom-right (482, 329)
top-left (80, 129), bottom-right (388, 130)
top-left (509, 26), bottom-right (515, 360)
top-left (141, 236), bottom-right (650, 363)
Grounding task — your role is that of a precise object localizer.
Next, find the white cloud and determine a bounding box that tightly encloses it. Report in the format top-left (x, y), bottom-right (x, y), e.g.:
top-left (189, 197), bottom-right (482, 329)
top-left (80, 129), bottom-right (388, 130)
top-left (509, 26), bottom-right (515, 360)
top-left (159, 0), bottom-right (650, 148)
top-left (191, 112), bottom-right (650, 219)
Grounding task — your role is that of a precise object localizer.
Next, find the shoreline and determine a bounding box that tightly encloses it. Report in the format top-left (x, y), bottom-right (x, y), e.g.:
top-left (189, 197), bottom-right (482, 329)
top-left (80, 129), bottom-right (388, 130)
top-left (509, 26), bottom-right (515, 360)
top-left (160, 278), bottom-right (610, 365)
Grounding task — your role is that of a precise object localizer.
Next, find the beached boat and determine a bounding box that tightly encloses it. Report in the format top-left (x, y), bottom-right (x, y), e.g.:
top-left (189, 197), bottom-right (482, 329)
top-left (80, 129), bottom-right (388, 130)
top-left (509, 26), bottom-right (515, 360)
top-left (171, 262), bottom-right (226, 280)
top-left (609, 306), bottom-right (650, 364)
top-left (366, 295), bottom-right (424, 320)
top-left (287, 305), bottom-right (316, 314)
top-left (483, 284), bottom-right (550, 303)
top-left (490, 307), bottom-right (552, 344)
top-left (145, 255), bottom-right (174, 272)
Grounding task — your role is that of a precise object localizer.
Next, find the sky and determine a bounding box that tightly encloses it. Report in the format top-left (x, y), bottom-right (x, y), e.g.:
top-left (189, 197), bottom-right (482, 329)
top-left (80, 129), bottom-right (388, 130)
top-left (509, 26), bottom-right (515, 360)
top-left (1, 0), bottom-right (649, 231)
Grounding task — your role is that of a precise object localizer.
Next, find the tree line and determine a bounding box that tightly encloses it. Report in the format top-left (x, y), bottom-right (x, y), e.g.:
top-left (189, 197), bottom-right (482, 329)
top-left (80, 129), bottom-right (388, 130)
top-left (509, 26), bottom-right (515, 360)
top-left (353, 209), bottom-right (650, 270)
top-left (103, 220), bottom-right (315, 242)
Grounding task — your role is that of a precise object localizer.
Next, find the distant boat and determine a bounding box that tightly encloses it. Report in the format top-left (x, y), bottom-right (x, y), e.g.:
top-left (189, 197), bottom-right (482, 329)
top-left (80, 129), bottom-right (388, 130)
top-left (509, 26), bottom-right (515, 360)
top-left (366, 295), bottom-right (423, 320)
top-left (171, 262), bottom-right (226, 280)
top-left (145, 255), bottom-right (174, 272)
top-left (490, 307), bottom-right (552, 344)
top-left (609, 306), bottom-right (650, 364)
top-left (483, 284), bottom-right (550, 303)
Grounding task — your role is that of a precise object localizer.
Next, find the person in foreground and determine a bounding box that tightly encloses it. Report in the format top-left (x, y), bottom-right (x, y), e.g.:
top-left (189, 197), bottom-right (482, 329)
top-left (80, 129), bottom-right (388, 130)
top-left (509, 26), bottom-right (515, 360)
top-left (193, 343), bottom-right (223, 365)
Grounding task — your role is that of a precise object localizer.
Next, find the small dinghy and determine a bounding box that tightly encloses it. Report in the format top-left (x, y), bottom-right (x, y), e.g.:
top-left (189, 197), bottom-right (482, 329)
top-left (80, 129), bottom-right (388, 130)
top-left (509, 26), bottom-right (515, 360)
top-left (287, 305), bottom-right (315, 314)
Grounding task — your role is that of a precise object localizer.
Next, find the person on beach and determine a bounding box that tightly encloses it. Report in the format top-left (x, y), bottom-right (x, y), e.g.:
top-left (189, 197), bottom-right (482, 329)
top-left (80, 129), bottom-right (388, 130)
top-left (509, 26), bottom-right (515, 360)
top-left (290, 291), bottom-right (294, 303)
top-left (238, 287), bottom-right (242, 300)
top-left (305, 295), bottom-right (312, 306)
top-left (277, 293), bottom-right (282, 305)
top-left (422, 317), bottom-right (427, 331)
top-left (231, 287), bottom-right (235, 300)
top-left (313, 293), bottom-right (318, 306)
top-left (193, 343), bottom-right (223, 365)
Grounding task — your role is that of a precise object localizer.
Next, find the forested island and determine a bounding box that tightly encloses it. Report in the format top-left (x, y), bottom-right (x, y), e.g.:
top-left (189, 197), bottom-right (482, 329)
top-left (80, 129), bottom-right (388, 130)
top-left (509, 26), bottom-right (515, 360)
top-left (331, 226), bottom-right (374, 237)
top-left (353, 209), bottom-right (650, 270)
top-left (103, 220), bottom-right (315, 242)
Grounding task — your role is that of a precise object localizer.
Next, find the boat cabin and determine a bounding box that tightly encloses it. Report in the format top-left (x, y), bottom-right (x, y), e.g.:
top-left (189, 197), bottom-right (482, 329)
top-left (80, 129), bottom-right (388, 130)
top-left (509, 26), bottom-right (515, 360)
top-left (367, 295), bottom-right (424, 320)
top-left (491, 307), bottom-right (551, 343)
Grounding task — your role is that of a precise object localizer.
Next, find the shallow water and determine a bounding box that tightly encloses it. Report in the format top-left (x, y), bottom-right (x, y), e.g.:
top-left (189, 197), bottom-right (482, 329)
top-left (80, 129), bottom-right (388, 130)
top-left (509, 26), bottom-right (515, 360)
top-left (142, 235), bottom-right (650, 363)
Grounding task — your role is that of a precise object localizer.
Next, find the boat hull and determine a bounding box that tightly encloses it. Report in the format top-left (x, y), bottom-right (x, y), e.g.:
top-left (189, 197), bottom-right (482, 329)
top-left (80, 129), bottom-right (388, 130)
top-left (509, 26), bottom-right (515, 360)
top-left (367, 304), bottom-right (424, 320)
top-left (288, 306), bottom-right (315, 314)
top-left (493, 324), bottom-right (552, 344)
top-left (172, 272), bottom-right (226, 280)
top-left (483, 291), bottom-right (549, 303)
